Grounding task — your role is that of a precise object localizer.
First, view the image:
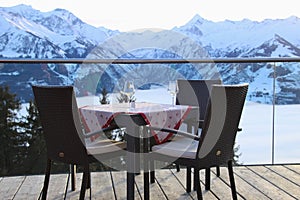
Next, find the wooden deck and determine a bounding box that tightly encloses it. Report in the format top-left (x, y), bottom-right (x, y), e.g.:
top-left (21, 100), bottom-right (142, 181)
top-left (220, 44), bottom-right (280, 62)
top-left (1, 164), bottom-right (300, 199)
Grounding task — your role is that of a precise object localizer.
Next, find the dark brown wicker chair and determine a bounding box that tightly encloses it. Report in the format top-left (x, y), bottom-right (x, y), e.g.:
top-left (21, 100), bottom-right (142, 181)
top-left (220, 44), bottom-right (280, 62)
top-left (175, 79), bottom-right (222, 190)
top-left (148, 83), bottom-right (248, 200)
top-left (32, 85), bottom-right (125, 200)
top-left (176, 79), bottom-right (222, 130)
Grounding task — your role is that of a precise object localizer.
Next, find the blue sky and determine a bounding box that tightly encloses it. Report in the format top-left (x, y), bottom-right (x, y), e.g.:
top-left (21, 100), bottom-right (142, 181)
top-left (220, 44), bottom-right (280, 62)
top-left (1, 0), bottom-right (300, 31)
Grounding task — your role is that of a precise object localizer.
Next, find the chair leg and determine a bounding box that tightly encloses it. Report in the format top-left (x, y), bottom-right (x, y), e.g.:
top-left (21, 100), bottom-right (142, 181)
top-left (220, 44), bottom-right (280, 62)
top-left (86, 170), bottom-right (92, 200)
top-left (150, 160), bottom-right (155, 183)
top-left (87, 170), bottom-right (91, 189)
top-left (89, 175), bottom-right (92, 200)
top-left (203, 167), bottom-right (219, 191)
top-left (150, 171), bottom-right (155, 183)
top-left (216, 166), bottom-right (220, 177)
top-left (194, 168), bottom-right (203, 200)
top-left (71, 164), bottom-right (76, 191)
top-left (41, 159), bottom-right (52, 200)
top-left (186, 167), bottom-right (191, 193)
top-left (193, 168), bottom-right (198, 191)
top-left (79, 164), bottom-right (89, 200)
top-left (228, 160), bottom-right (237, 200)
top-left (176, 164), bottom-right (180, 172)
top-left (205, 168), bottom-right (210, 190)
top-left (64, 168), bottom-right (71, 200)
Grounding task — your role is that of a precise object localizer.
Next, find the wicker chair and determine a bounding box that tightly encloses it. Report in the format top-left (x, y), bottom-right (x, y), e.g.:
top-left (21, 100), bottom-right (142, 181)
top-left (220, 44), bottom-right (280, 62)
top-left (32, 85), bottom-right (125, 200)
top-left (175, 79), bottom-right (222, 190)
top-left (176, 79), bottom-right (222, 131)
top-left (148, 83), bottom-right (248, 199)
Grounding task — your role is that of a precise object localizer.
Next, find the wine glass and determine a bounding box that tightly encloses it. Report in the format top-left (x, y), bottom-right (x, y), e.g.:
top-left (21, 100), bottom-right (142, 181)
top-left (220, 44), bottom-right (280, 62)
top-left (122, 80), bottom-right (135, 105)
top-left (167, 81), bottom-right (178, 106)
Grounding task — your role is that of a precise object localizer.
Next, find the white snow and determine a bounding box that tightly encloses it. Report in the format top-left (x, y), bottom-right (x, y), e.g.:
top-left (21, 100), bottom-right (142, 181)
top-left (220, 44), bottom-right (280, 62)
top-left (176, 14), bottom-right (300, 51)
top-left (1, 11), bottom-right (76, 44)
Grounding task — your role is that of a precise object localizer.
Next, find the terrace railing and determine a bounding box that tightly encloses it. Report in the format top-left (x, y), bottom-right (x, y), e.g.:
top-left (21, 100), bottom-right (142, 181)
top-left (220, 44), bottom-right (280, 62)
top-left (1, 57), bottom-right (300, 165)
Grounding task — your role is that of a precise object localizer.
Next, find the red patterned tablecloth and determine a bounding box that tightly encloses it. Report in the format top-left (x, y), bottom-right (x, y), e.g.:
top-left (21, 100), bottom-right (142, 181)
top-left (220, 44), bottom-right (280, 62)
top-left (79, 102), bottom-right (193, 144)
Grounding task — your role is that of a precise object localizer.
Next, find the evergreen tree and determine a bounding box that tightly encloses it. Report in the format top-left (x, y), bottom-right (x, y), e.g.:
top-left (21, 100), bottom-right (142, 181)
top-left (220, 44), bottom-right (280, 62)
top-left (21, 100), bottom-right (69, 174)
top-left (0, 86), bottom-right (23, 175)
top-left (19, 100), bottom-right (47, 174)
top-left (233, 143), bottom-right (242, 165)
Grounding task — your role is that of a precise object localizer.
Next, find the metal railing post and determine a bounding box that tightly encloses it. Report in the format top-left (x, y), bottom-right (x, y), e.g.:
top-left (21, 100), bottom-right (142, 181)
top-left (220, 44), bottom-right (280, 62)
top-left (272, 62), bottom-right (276, 165)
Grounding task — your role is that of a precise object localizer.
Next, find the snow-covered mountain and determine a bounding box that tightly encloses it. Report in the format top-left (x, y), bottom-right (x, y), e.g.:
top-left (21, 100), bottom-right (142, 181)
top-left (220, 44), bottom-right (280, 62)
top-left (0, 4), bottom-right (116, 58)
top-left (1, 5), bottom-right (300, 104)
top-left (175, 14), bottom-right (300, 57)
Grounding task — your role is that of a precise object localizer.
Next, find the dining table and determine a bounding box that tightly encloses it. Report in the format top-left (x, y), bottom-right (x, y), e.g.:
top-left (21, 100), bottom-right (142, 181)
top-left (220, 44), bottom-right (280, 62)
top-left (79, 102), bottom-right (199, 200)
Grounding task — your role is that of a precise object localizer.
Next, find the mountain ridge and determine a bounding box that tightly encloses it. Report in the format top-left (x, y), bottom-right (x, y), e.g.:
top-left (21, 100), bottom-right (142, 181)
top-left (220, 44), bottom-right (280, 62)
top-left (0, 5), bottom-right (300, 104)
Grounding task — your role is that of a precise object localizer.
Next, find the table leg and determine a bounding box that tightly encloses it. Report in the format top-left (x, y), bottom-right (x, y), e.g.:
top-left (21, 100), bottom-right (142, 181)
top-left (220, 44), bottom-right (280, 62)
top-left (126, 132), bottom-right (135, 200)
top-left (115, 114), bottom-right (147, 200)
top-left (127, 172), bottom-right (135, 200)
top-left (143, 128), bottom-right (150, 200)
top-left (144, 171), bottom-right (149, 200)
top-left (126, 125), bottom-right (140, 200)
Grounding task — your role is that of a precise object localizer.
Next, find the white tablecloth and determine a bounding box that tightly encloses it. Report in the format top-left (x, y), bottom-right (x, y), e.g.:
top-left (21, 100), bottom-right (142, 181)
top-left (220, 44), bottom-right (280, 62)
top-left (79, 102), bottom-right (192, 144)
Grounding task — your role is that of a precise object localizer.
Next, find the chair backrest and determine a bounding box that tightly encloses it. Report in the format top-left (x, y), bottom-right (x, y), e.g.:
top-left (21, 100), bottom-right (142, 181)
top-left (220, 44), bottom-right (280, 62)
top-left (196, 84), bottom-right (248, 166)
top-left (176, 79), bottom-right (222, 122)
top-left (32, 85), bottom-right (89, 165)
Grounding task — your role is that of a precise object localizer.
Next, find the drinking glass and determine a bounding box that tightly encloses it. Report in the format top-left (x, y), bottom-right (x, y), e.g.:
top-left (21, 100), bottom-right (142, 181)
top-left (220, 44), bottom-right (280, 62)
top-left (122, 80), bottom-right (135, 105)
top-left (167, 81), bottom-right (178, 106)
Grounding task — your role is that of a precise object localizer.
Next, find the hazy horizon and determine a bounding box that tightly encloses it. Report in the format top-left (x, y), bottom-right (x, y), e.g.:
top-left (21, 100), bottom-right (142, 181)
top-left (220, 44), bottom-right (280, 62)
top-left (1, 0), bottom-right (300, 31)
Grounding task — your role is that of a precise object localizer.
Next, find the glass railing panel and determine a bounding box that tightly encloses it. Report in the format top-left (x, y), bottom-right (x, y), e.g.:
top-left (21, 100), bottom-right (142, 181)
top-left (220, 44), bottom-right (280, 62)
top-left (238, 101), bottom-right (274, 164)
top-left (0, 62), bottom-right (77, 103)
top-left (1, 59), bottom-right (300, 167)
top-left (219, 62), bottom-right (274, 165)
top-left (274, 62), bottom-right (300, 163)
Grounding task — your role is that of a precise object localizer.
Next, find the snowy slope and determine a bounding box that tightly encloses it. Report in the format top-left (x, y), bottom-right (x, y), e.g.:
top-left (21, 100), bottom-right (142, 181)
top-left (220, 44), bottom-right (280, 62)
top-left (1, 5), bottom-right (300, 104)
top-left (174, 14), bottom-right (300, 53)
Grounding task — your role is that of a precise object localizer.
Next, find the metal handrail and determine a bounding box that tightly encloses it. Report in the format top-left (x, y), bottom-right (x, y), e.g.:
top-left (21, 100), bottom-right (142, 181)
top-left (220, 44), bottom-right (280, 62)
top-left (1, 57), bottom-right (300, 64)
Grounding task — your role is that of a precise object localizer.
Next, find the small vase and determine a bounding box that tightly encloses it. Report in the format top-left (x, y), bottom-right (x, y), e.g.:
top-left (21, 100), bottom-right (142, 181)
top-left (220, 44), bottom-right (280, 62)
top-left (130, 101), bottom-right (136, 109)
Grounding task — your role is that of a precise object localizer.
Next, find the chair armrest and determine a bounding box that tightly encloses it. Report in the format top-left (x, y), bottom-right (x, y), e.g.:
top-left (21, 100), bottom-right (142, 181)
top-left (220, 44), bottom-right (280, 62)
top-left (84, 124), bottom-right (119, 138)
top-left (145, 125), bottom-right (200, 141)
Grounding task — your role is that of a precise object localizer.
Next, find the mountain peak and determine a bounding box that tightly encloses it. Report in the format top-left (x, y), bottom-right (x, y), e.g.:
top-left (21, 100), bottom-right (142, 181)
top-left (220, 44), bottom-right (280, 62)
top-left (3, 4), bottom-right (35, 14)
top-left (53, 8), bottom-right (68, 12)
top-left (49, 8), bottom-right (82, 25)
top-left (8, 4), bottom-right (33, 10)
top-left (188, 14), bottom-right (209, 25)
top-left (286, 15), bottom-right (300, 22)
top-left (0, 4), bottom-right (42, 20)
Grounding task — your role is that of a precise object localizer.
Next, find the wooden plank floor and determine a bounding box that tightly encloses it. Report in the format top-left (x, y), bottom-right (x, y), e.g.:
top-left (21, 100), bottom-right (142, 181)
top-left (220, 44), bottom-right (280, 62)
top-left (1, 165), bottom-right (300, 199)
